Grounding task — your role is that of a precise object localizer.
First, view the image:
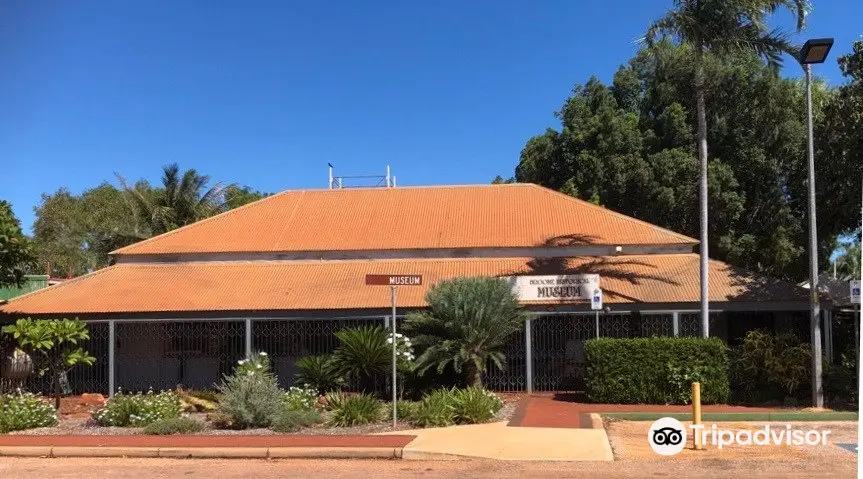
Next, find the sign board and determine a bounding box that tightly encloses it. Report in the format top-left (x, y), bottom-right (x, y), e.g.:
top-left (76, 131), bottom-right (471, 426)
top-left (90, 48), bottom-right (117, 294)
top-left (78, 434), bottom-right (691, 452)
top-left (852, 280), bottom-right (861, 304)
top-left (505, 274), bottom-right (600, 301)
top-left (591, 288), bottom-right (603, 310)
top-left (365, 274), bottom-right (423, 286)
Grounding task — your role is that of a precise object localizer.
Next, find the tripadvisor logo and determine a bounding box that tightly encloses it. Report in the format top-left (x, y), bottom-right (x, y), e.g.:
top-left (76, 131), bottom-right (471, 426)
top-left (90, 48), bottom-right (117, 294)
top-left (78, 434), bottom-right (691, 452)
top-left (648, 417), bottom-right (833, 455)
top-left (648, 417), bottom-right (687, 456)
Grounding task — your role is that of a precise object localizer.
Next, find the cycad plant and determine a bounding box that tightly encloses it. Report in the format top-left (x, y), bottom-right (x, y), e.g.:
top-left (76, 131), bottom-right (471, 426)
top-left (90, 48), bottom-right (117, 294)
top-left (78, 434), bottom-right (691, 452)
top-left (646, 0), bottom-right (809, 337)
top-left (331, 326), bottom-right (391, 393)
top-left (404, 277), bottom-right (525, 388)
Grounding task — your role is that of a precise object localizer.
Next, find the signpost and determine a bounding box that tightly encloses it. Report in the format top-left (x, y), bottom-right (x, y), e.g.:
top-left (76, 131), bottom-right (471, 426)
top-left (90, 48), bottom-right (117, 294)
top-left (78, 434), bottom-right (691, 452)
top-left (851, 280), bottom-right (861, 304)
top-left (365, 274), bottom-right (423, 427)
top-left (591, 288), bottom-right (603, 339)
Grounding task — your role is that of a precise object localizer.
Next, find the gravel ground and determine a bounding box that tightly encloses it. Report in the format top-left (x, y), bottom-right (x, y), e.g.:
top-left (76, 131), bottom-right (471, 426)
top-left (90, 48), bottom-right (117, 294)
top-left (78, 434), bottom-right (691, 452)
top-left (7, 397), bottom-right (518, 436)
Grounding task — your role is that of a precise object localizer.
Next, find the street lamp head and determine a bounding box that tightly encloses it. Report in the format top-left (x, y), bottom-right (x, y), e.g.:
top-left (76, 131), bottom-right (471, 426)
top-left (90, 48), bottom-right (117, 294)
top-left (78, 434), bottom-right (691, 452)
top-left (799, 38), bottom-right (834, 65)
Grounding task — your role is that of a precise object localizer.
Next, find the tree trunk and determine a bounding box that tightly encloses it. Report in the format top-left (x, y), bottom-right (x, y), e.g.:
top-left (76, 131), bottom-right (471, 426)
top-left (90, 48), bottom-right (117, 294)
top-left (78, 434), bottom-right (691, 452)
top-left (464, 365), bottom-right (483, 388)
top-left (695, 51), bottom-right (710, 339)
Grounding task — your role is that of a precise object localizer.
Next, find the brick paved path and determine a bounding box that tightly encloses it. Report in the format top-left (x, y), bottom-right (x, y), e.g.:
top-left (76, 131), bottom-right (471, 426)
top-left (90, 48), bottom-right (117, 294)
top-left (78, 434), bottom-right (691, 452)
top-left (509, 394), bottom-right (778, 428)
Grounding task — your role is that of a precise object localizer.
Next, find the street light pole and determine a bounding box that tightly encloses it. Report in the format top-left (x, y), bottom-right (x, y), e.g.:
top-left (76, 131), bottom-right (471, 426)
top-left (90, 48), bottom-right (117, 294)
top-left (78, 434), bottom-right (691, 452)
top-left (804, 63), bottom-right (823, 408)
top-left (798, 37), bottom-right (834, 409)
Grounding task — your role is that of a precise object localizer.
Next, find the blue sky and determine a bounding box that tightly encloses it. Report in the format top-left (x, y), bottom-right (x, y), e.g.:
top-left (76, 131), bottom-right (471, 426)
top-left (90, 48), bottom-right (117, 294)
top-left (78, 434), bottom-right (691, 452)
top-left (1, 1), bottom-right (861, 233)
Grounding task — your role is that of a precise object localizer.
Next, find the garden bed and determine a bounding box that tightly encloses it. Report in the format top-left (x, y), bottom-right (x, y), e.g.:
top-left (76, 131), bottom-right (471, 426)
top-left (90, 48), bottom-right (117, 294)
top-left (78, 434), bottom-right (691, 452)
top-left (5, 392), bottom-right (519, 436)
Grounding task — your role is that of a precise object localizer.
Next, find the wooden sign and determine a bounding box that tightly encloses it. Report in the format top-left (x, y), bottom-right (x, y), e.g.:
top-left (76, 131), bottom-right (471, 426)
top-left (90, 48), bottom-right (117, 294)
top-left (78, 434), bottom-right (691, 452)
top-left (365, 274), bottom-right (423, 286)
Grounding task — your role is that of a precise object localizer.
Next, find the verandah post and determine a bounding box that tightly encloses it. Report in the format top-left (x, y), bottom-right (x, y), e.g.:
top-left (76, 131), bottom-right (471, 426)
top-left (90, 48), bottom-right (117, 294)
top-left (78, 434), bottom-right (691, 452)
top-left (108, 320), bottom-right (115, 397)
top-left (525, 317), bottom-right (533, 394)
top-left (245, 318), bottom-right (252, 358)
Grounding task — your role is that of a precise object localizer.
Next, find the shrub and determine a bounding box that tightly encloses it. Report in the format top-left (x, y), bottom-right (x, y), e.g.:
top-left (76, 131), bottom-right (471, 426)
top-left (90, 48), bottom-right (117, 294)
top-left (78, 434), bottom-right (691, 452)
top-left (730, 330), bottom-right (810, 403)
top-left (411, 389), bottom-right (456, 428)
top-left (584, 337), bottom-right (730, 404)
top-left (92, 390), bottom-right (182, 427)
top-left (294, 355), bottom-right (345, 394)
top-left (388, 400), bottom-right (418, 422)
top-left (215, 355), bottom-right (284, 429)
top-left (330, 393), bottom-right (383, 427)
top-left (323, 391), bottom-right (348, 411)
top-left (143, 417), bottom-right (205, 435)
top-left (283, 385), bottom-right (320, 412)
top-left (271, 409), bottom-right (322, 433)
top-left (451, 387), bottom-right (503, 424)
top-left (0, 391), bottom-right (59, 433)
top-left (825, 353), bottom-right (857, 405)
top-left (404, 276), bottom-right (524, 387)
top-left (331, 326), bottom-right (392, 392)
top-left (235, 352), bottom-right (271, 376)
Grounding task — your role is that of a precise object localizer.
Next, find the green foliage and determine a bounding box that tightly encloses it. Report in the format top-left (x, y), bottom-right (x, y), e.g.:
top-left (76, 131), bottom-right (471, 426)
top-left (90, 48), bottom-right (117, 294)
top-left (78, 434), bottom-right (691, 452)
top-left (331, 326), bottom-right (394, 392)
top-left (411, 389), bottom-right (456, 428)
top-left (584, 337), bottom-right (730, 404)
top-left (223, 185), bottom-right (271, 210)
top-left (0, 200), bottom-right (35, 288)
top-left (730, 330), bottom-right (811, 403)
top-left (405, 277), bottom-right (525, 388)
top-left (450, 387), bottom-right (504, 424)
top-left (215, 355), bottom-right (284, 429)
top-left (2, 318), bottom-right (96, 409)
top-left (142, 417), bottom-right (205, 435)
top-left (323, 391), bottom-right (348, 411)
top-left (824, 354), bottom-right (858, 405)
top-left (32, 185), bottom-right (141, 277)
top-left (235, 351), bottom-right (271, 376)
top-left (270, 409), bottom-right (322, 433)
top-left (92, 390), bottom-right (182, 427)
top-left (294, 355), bottom-right (345, 394)
top-left (0, 391), bottom-right (58, 433)
top-left (388, 400), bottom-right (418, 422)
top-left (514, 36), bottom-right (862, 281)
top-left (117, 163), bottom-right (234, 235)
top-left (282, 385), bottom-right (320, 412)
top-left (329, 393), bottom-right (383, 427)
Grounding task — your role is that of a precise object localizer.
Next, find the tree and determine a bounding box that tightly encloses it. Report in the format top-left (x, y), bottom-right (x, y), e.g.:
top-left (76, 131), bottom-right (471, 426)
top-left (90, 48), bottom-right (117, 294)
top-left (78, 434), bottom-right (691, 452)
top-left (2, 318), bottom-right (95, 409)
top-left (645, 0), bottom-right (809, 337)
top-left (491, 175), bottom-right (516, 185)
top-left (834, 235), bottom-right (861, 281)
top-left (515, 40), bottom-right (861, 284)
top-left (33, 184), bottom-right (141, 277)
top-left (0, 201), bottom-right (35, 287)
top-left (223, 185), bottom-right (271, 210)
top-left (118, 163), bottom-right (234, 235)
top-left (816, 41), bottom-right (863, 249)
top-left (404, 277), bottom-right (525, 388)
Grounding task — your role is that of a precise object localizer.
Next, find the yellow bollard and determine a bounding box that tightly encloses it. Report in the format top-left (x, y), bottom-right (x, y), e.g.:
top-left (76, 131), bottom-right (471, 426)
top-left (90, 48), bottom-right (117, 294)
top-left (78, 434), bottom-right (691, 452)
top-left (692, 382), bottom-right (703, 450)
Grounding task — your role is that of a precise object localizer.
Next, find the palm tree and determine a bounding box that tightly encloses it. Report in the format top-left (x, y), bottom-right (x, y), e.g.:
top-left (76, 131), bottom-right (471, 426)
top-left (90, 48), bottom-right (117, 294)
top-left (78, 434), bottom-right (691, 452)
top-left (404, 277), bottom-right (525, 388)
top-left (835, 240), bottom-right (861, 280)
top-left (646, 0), bottom-right (809, 337)
top-left (117, 163), bottom-right (233, 236)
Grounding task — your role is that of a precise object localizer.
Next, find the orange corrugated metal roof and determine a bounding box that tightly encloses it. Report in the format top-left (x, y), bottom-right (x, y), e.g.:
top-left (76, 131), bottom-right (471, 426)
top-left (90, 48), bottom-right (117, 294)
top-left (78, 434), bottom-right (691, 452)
top-left (0, 255), bottom-right (804, 316)
top-left (111, 184), bottom-right (696, 256)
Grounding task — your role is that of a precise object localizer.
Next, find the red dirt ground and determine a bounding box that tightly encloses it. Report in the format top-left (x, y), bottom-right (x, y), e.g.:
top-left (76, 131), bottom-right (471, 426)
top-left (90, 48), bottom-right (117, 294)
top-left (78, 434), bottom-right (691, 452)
top-left (510, 395), bottom-right (781, 428)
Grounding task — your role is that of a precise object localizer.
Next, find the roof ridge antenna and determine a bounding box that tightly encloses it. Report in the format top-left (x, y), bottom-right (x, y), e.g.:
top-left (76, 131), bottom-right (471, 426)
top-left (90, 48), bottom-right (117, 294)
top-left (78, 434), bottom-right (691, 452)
top-left (328, 163), bottom-right (396, 189)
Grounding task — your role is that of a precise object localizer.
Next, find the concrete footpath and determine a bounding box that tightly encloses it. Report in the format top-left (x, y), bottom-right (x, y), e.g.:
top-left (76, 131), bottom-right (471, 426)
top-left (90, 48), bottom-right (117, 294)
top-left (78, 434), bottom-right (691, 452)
top-left (0, 434), bottom-right (415, 459)
top-left (377, 419), bottom-right (614, 461)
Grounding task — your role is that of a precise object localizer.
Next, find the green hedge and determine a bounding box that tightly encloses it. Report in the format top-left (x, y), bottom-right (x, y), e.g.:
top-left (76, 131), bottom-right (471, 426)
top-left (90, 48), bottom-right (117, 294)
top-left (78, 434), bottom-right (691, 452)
top-left (584, 337), bottom-right (730, 404)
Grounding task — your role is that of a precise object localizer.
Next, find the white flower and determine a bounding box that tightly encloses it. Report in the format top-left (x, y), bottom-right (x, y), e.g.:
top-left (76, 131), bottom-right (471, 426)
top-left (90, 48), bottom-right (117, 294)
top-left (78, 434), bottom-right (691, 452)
top-left (386, 337), bottom-right (393, 344)
top-left (258, 352), bottom-right (268, 356)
